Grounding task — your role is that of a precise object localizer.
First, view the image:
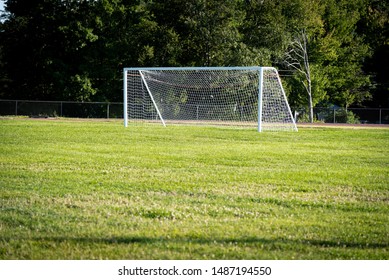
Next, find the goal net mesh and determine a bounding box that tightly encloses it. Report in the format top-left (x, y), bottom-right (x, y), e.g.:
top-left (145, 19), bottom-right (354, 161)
top-left (125, 67), bottom-right (297, 131)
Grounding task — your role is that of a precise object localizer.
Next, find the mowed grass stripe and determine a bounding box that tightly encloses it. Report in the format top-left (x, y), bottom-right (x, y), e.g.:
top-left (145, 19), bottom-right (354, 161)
top-left (0, 119), bottom-right (388, 259)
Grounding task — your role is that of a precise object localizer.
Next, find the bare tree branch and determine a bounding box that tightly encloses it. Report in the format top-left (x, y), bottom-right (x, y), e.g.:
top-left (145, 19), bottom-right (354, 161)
top-left (282, 29), bottom-right (314, 123)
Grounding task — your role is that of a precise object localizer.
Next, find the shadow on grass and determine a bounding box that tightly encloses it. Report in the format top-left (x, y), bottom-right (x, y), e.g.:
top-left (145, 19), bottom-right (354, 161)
top-left (5, 235), bottom-right (387, 249)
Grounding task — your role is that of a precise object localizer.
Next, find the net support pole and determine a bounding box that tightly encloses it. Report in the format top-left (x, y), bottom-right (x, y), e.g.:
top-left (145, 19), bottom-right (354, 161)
top-left (139, 70), bottom-right (166, 127)
top-left (123, 69), bottom-right (128, 127)
top-left (257, 67), bottom-right (264, 132)
top-left (274, 69), bottom-right (298, 132)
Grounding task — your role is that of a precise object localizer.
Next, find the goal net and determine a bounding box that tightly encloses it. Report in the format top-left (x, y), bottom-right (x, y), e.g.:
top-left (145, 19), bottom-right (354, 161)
top-left (123, 67), bottom-right (297, 132)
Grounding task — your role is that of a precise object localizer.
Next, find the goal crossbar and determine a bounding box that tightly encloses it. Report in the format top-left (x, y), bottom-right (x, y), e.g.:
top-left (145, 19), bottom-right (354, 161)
top-left (123, 66), bottom-right (297, 132)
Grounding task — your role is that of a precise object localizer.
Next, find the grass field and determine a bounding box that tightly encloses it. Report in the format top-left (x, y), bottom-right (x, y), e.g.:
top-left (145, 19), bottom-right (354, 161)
top-left (0, 118), bottom-right (388, 259)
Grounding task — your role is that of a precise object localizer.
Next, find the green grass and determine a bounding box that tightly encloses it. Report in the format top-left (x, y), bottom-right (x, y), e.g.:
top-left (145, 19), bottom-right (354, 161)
top-left (0, 118), bottom-right (388, 259)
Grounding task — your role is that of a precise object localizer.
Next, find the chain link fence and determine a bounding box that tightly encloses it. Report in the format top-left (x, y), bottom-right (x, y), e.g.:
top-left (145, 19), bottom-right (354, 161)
top-left (1, 100), bottom-right (388, 124)
top-left (294, 107), bottom-right (389, 124)
top-left (0, 100), bottom-right (123, 119)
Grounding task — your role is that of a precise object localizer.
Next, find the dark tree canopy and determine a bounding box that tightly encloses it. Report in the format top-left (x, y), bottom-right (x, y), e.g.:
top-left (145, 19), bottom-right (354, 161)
top-left (0, 0), bottom-right (387, 108)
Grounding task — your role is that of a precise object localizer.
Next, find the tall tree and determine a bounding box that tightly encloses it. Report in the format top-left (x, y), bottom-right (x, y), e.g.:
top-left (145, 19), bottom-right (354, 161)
top-left (283, 29), bottom-right (314, 122)
top-left (320, 0), bottom-right (372, 109)
top-left (358, 0), bottom-right (389, 107)
top-left (85, 0), bottom-right (146, 101)
top-left (148, 0), bottom-right (255, 66)
top-left (274, 0), bottom-right (372, 117)
top-left (0, 0), bottom-right (99, 100)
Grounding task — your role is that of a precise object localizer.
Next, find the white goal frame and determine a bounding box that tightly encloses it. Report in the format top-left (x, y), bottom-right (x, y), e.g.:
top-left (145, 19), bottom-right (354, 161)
top-left (123, 66), bottom-right (297, 132)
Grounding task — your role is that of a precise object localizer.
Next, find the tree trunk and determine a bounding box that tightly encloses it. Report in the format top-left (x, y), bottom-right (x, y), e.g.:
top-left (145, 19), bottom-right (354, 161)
top-left (308, 93), bottom-right (314, 123)
top-left (307, 72), bottom-right (313, 123)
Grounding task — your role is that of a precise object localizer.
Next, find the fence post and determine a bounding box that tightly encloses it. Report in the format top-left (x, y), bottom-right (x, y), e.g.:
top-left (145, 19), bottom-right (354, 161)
top-left (15, 100), bottom-right (18, 116)
top-left (107, 103), bottom-right (110, 119)
top-left (379, 108), bottom-right (382, 124)
top-left (333, 108), bottom-right (336, 123)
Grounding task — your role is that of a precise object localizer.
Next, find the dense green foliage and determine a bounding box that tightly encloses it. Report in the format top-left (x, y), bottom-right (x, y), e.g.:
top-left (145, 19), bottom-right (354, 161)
top-left (0, 0), bottom-right (388, 110)
top-left (0, 119), bottom-right (388, 259)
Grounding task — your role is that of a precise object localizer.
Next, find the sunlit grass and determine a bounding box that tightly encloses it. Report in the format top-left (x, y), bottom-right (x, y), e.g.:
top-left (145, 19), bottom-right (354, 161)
top-left (0, 119), bottom-right (388, 259)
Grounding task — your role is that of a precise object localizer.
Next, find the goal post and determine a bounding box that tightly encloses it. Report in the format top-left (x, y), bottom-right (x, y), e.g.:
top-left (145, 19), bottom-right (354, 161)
top-left (257, 66), bottom-right (264, 132)
top-left (123, 66), bottom-right (297, 132)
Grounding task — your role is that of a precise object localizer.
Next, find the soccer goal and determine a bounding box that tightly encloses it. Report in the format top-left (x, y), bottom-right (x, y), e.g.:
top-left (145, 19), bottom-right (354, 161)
top-left (123, 67), bottom-right (297, 132)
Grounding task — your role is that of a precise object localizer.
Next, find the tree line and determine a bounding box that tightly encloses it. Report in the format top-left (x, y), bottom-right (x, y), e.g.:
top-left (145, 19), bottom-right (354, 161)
top-left (0, 0), bottom-right (388, 114)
